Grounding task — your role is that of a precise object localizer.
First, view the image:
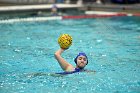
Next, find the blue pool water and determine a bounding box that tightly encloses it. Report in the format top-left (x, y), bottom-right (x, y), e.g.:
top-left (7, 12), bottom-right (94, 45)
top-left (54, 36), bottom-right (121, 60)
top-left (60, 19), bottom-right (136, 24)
top-left (0, 16), bottom-right (140, 93)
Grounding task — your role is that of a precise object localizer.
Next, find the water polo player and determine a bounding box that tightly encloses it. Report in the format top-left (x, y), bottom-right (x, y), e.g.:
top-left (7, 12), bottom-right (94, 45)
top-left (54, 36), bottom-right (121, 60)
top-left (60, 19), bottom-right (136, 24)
top-left (54, 34), bottom-right (89, 74)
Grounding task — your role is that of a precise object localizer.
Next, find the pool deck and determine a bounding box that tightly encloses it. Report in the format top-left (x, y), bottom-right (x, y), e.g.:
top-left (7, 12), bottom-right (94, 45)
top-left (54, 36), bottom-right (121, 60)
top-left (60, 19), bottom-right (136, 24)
top-left (0, 4), bottom-right (83, 12)
top-left (0, 3), bottom-right (140, 23)
top-left (0, 3), bottom-right (140, 12)
top-left (86, 3), bottom-right (140, 12)
top-left (0, 3), bottom-right (140, 16)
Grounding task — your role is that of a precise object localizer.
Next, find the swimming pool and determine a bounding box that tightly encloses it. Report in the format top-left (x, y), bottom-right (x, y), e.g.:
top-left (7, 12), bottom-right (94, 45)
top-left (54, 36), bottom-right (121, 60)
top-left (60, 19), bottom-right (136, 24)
top-left (0, 16), bottom-right (140, 93)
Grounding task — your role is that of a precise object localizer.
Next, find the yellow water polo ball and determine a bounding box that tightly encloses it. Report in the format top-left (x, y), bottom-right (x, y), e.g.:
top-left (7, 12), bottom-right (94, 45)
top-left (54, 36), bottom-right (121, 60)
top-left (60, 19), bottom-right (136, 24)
top-left (58, 34), bottom-right (72, 49)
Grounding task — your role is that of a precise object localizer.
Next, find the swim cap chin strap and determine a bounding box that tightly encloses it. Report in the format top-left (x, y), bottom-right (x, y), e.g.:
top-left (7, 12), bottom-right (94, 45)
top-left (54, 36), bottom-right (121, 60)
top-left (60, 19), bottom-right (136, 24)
top-left (74, 52), bottom-right (88, 65)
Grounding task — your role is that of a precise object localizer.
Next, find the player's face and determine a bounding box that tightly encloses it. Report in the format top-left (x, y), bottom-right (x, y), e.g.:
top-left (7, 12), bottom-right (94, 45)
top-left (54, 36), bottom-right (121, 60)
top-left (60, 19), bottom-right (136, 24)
top-left (76, 55), bottom-right (87, 68)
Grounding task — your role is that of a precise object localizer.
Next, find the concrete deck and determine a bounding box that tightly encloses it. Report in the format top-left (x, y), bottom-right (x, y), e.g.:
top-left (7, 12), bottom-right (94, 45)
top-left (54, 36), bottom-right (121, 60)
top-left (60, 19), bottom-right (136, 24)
top-left (0, 3), bottom-right (139, 13)
top-left (87, 4), bottom-right (140, 10)
top-left (0, 4), bottom-right (82, 12)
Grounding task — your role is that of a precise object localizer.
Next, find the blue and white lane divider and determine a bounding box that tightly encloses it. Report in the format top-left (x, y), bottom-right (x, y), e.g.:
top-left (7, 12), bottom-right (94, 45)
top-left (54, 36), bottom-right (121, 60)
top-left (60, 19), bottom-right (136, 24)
top-left (0, 16), bottom-right (62, 24)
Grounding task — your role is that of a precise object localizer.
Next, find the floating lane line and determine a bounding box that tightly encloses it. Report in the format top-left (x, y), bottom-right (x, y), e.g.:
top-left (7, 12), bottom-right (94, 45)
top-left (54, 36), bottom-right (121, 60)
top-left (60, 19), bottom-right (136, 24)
top-left (0, 12), bottom-right (139, 24)
top-left (85, 11), bottom-right (140, 17)
top-left (62, 14), bottom-right (127, 19)
top-left (0, 16), bottom-right (62, 24)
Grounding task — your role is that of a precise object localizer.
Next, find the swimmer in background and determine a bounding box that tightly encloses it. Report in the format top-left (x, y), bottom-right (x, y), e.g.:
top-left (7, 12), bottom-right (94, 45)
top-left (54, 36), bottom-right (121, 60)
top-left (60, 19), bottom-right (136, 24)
top-left (54, 48), bottom-right (94, 75)
top-left (51, 4), bottom-right (58, 16)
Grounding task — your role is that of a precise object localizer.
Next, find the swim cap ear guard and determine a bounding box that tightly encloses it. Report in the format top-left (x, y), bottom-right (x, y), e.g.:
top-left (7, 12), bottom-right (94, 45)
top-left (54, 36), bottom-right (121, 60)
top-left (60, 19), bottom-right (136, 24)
top-left (74, 52), bottom-right (88, 65)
